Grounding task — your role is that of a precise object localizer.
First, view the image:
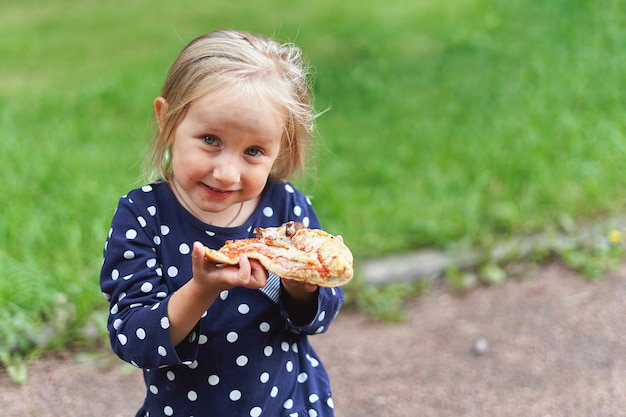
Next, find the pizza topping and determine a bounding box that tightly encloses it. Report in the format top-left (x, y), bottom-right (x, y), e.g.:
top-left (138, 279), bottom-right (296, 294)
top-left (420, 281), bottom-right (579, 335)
top-left (204, 221), bottom-right (353, 287)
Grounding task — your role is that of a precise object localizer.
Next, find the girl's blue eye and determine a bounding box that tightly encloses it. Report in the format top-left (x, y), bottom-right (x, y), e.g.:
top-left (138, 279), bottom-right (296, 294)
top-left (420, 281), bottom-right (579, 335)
top-left (245, 147), bottom-right (263, 157)
top-left (201, 135), bottom-right (219, 146)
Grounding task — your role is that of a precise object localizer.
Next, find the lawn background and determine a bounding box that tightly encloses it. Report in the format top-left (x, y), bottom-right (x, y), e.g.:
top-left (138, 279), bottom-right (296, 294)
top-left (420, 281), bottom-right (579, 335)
top-left (2, 0), bottom-right (626, 371)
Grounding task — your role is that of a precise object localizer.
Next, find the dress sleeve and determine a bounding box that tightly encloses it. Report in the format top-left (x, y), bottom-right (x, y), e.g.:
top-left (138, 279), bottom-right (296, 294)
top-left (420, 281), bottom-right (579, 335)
top-left (280, 285), bottom-right (344, 335)
top-left (100, 195), bottom-right (199, 369)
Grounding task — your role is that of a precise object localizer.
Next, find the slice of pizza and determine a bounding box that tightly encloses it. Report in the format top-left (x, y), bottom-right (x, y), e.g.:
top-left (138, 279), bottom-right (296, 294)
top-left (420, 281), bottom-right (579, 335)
top-left (204, 221), bottom-right (353, 287)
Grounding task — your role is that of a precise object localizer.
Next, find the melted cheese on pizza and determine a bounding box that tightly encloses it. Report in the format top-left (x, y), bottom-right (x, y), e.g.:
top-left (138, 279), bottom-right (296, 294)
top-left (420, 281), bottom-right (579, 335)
top-left (204, 222), bottom-right (353, 287)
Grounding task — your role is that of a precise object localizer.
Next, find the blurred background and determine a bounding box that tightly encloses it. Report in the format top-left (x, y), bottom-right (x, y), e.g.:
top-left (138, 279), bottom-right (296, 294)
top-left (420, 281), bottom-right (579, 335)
top-left (2, 0), bottom-right (626, 375)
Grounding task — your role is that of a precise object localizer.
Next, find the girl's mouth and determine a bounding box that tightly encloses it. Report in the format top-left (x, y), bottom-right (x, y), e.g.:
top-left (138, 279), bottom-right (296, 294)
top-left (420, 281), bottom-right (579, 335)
top-left (203, 184), bottom-right (235, 200)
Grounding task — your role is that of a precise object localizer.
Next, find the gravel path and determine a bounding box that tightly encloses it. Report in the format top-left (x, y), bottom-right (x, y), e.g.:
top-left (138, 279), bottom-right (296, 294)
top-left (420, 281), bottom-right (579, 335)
top-left (2, 260), bottom-right (626, 416)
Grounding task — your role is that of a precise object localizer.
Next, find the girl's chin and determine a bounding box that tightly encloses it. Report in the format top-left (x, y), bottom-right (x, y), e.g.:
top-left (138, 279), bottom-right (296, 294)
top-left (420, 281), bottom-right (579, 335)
top-left (197, 200), bottom-right (233, 214)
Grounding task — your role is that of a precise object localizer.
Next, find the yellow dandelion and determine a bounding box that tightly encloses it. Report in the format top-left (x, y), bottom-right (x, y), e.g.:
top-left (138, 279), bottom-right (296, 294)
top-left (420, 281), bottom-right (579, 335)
top-left (608, 229), bottom-right (623, 245)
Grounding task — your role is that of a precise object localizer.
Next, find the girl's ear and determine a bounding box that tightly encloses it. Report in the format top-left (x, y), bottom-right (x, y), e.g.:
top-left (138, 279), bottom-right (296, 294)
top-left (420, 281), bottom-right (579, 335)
top-left (154, 97), bottom-right (168, 132)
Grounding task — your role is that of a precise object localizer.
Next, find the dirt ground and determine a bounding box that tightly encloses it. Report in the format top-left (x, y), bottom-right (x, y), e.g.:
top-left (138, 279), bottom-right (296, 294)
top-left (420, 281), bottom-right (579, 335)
top-left (2, 260), bottom-right (626, 417)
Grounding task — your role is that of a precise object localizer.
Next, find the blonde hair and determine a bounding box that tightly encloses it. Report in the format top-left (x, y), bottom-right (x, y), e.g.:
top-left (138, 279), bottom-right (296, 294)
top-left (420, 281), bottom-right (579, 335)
top-left (144, 29), bottom-right (317, 181)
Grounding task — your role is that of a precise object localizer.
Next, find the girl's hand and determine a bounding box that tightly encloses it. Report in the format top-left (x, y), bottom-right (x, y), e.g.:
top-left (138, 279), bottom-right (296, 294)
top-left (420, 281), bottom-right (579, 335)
top-left (280, 279), bottom-right (318, 325)
top-left (168, 243), bottom-right (268, 346)
top-left (169, 242), bottom-right (267, 346)
top-left (281, 278), bottom-right (318, 304)
top-left (191, 242), bottom-right (268, 292)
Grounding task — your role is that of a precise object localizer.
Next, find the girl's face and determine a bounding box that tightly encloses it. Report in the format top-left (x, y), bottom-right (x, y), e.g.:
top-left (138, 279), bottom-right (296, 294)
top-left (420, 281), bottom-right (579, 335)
top-left (157, 87), bottom-right (284, 225)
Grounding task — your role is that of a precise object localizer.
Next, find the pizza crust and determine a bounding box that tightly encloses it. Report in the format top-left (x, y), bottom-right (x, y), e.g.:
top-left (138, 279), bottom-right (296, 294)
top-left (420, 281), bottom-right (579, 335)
top-left (204, 222), bottom-right (353, 287)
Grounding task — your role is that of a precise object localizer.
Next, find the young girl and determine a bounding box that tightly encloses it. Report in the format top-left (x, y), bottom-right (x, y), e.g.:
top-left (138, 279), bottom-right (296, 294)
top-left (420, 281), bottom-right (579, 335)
top-left (100, 30), bottom-right (344, 417)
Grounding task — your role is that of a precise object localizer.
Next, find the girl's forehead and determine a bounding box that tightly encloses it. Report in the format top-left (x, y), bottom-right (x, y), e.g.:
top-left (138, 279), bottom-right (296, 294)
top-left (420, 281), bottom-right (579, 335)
top-left (186, 86), bottom-right (286, 134)
top-left (194, 85), bottom-right (282, 116)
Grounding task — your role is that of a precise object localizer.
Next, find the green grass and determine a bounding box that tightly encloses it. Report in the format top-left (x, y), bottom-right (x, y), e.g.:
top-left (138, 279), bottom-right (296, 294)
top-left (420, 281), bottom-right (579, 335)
top-left (2, 0), bottom-right (626, 369)
top-left (312, 0), bottom-right (626, 254)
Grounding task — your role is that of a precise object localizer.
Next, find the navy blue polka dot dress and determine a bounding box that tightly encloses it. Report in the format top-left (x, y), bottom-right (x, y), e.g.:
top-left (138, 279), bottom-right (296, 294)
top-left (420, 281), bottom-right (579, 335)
top-left (100, 179), bottom-right (344, 417)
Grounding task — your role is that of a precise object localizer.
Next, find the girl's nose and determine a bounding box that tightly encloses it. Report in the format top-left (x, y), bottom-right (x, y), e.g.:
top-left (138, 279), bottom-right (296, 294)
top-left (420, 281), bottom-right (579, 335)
top-left (212, 156), bottom-right (240, 185)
